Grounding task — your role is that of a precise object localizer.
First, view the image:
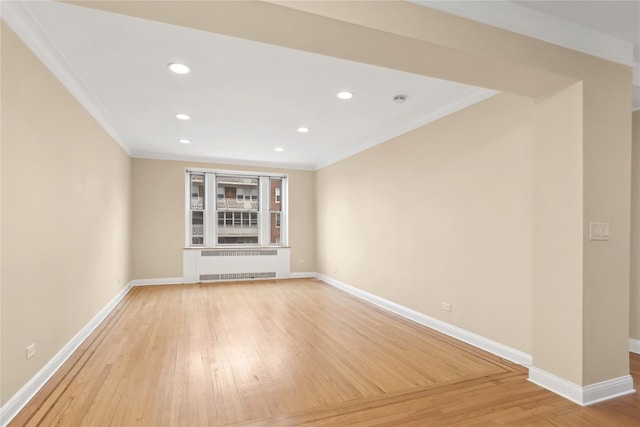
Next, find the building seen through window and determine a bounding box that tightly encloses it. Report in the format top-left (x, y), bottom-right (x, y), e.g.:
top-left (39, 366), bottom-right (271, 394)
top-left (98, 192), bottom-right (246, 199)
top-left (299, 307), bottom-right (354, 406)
top-left (187, 170), bottom-right (286, 246)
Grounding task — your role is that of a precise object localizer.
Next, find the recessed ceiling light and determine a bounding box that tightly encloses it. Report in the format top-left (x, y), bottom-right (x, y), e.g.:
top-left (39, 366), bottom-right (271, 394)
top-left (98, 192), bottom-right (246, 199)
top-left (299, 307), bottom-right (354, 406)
top-left (176, 113), bottom-right (191, 120)
top-left (337, 91), bottom-right (353, 100)
top-left (297, 127), bottom-right (309, 133)
top-left (274, 147), bottom-right (284, 152)
top-left (168, 63), bottom-right (191, 74)
top-left (179, 139), bottom-right (190, 144)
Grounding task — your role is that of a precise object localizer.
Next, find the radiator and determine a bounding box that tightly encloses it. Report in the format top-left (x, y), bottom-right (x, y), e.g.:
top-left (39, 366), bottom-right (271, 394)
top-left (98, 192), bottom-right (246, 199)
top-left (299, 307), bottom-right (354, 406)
top-left (183, 247), bottom-right (290, 283)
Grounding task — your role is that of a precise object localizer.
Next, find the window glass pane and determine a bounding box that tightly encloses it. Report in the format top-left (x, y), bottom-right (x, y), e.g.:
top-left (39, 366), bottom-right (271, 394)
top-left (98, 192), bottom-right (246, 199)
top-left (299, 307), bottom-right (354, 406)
top-left (191, 210), bottom-right (204, 245)
top-left (269, 178), bottom-right (283, 244)
top-left (271, 178), bottom-right (282, 211)
top-left (190, 174), bottom-right (205, 245)
top-left (270, 212), bottom-right (282, 244)
top-left (216, 175), bottom-right (259, 245)
top-left (217, 175), bottom-right (259, 211)
top-left (191, 174), bottom-right (205, 209)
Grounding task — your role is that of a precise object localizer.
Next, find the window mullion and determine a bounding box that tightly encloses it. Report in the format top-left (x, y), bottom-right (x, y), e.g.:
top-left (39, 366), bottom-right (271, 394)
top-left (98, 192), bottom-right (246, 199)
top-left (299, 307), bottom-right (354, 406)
top-left (204, 173), bottom-right (215, 246)
top-left (281, 177), bottom-right (288, 246)
top-left (259, 176), bottom-right (270, 245)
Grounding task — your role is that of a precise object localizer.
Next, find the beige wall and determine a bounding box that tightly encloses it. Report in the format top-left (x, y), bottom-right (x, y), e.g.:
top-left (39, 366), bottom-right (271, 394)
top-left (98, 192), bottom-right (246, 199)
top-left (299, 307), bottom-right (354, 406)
top-left (132, 159), bottom-right (316, 279)
top-left (531, 84), bottom-right (584, 383)
top-left (632, 110), bottom-right (640, 342)
top-left (0, 23), bottom-right (132, 404)
top-left (317, 93), bottom-right (534, 353)
top-left (0, 18), bottom-right (4, 406)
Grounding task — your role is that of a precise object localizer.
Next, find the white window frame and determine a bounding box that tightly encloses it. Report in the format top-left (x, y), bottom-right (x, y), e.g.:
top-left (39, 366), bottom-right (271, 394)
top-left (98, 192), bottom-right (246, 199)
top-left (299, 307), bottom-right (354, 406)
top-left (185, 168), bottom-right (288, 247)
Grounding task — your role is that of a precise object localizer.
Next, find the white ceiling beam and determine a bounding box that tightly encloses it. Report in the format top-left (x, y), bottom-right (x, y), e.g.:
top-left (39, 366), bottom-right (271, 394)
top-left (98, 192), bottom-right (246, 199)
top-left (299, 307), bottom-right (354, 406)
top-left (412, 0), bottom-right (635, 67)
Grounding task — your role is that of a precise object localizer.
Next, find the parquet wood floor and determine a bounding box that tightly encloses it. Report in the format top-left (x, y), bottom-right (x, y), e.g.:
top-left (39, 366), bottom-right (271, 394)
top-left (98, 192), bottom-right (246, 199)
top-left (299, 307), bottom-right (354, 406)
top-left (9, 278), bottom-right (640, 426)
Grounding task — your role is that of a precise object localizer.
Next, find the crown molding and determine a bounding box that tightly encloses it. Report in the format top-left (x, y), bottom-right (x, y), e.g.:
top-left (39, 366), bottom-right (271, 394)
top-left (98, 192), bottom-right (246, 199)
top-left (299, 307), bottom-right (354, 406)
top-left (412, 1), bottom-right (635, 68)
top-left (1, 0), bottom-right (132, 155)
top-left (131, 150), bottom-right (317, 171)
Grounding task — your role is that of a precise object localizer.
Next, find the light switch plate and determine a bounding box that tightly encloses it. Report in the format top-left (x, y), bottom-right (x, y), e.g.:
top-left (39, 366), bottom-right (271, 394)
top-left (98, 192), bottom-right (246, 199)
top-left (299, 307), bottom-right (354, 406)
top-left (589, 222), bottom-right (610, 241)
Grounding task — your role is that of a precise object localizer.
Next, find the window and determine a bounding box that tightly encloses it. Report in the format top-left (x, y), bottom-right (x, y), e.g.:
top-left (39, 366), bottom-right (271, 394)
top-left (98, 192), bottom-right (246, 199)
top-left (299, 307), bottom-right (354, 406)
top-left (186, 169), bottom-right (287, 247)
top-left (189, 174), bottom-right (205, 245)
top-left (270, 178), bottom-right (282, 244)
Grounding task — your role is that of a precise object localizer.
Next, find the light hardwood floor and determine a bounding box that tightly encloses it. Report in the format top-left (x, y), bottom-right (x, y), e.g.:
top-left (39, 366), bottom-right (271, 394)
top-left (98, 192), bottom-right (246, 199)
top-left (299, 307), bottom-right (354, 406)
top-left (10, 278), bottom-right (640, 426)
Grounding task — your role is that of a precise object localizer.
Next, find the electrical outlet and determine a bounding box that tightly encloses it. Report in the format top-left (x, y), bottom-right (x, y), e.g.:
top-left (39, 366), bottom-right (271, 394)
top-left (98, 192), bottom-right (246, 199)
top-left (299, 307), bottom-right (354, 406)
top-left (26, 343), bottom-right (36, 360)
top-left (441, 302), bottom-right (452, 312)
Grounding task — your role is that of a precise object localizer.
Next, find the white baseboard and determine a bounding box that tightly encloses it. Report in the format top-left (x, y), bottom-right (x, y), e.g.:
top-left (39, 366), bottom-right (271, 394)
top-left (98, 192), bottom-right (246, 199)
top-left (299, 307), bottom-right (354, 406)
top-left (529, 367), bottom-right (635, 406)
top-left (317, 274), bottom-right (532, 367)
top-left (289, 272), bottom-right (318, 279)
top-left (0, 281), bottom-right (133, 427)
top-left (630, 338), bottom-right (640, 354)
top-left (133, 275), bottom-right (315, 286)
top-left (130, 277), bottom-right (184, 286)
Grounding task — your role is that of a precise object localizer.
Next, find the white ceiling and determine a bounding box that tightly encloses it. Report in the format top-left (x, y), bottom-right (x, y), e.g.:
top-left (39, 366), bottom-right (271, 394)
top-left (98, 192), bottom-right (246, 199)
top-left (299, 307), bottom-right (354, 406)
top-left (2, 0), bottom-right (496, 170)
top-left (2, 1), bottom-right (639, 170)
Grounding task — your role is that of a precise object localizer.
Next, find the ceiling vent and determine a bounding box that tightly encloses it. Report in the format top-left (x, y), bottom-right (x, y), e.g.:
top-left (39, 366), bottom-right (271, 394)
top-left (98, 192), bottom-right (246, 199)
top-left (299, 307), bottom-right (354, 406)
top-left (393, 95), bottom-right (407, 104)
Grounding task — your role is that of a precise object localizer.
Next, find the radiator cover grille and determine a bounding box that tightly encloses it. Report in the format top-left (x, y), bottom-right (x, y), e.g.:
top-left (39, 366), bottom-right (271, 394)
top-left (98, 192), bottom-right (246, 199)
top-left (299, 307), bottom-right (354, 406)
top-left (199, 272), bottom-right (276, 281)
top-left (201, 249), bottom-right (277, 257)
